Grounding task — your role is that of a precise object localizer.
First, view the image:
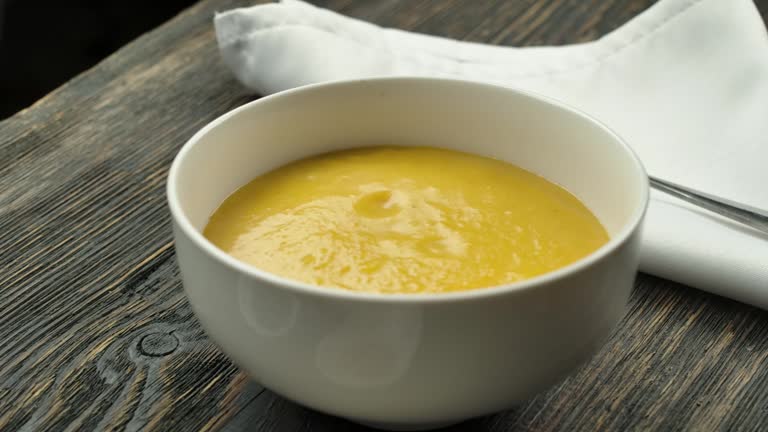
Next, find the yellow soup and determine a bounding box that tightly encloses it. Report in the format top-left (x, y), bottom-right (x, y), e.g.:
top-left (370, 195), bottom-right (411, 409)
top-left (204, 146), bottom-right (609, 294)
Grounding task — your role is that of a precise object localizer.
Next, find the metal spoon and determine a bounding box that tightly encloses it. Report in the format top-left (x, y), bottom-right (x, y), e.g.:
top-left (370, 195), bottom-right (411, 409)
top-left (649, 176), bottom-right (768, 235)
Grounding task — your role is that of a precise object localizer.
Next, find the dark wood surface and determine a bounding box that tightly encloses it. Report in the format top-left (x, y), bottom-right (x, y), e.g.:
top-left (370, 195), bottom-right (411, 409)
top-left (2, 1), bottom-right (768, 431)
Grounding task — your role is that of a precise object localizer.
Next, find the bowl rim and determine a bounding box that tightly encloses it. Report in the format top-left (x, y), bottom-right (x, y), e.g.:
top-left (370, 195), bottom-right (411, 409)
top-left (167, 76), bottom-right (649, 303)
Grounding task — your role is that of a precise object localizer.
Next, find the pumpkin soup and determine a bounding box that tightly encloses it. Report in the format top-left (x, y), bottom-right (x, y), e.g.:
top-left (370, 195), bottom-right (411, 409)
top-left (203, 146), bottom-right (608, 294)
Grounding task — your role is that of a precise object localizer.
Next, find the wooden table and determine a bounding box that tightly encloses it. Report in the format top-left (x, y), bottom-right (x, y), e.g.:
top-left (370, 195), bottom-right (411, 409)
top-left (2, 1), bottom-right (767, 430)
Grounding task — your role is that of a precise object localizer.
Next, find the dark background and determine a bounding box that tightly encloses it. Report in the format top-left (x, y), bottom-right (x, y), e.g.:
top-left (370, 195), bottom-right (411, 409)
top-left (0, 0), bottom-right (197, 119)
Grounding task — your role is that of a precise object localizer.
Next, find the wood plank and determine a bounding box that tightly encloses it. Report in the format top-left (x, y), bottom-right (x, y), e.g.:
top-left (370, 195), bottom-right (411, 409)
top-left (1, 0), bottom-right (767, 430)
top-left (0, 1), bottom-right (261, 430)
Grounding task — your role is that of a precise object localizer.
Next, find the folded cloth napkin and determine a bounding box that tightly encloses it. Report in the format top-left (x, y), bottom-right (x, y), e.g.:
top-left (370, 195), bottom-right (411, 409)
top-left (214, 0), bottom-right (768, 308)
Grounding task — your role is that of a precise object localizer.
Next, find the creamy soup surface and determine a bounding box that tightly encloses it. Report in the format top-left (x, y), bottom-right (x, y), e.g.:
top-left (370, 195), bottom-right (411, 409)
top-left (203, 146), bottom-right (609, 294)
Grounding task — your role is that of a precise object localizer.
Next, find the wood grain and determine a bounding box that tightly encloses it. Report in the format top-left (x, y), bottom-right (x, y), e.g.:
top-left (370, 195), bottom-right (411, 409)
top-left (1, 0), bottom-right (767, 431)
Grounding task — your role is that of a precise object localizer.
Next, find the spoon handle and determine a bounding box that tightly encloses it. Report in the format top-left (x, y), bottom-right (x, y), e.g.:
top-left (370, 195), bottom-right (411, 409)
top-left (649, 176), bottom-right (768, 235)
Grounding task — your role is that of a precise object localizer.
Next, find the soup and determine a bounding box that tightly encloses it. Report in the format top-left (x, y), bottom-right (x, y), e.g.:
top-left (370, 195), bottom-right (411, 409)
top-left (203, 146), bottom-right (608, 294)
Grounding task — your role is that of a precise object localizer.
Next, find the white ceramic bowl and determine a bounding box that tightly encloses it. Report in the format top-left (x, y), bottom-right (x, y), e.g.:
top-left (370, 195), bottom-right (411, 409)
top-left (167, 78), bottom-right (648, 430)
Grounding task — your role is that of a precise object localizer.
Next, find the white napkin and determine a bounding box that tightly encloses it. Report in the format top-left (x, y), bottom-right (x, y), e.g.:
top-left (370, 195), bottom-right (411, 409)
top-left (214, 0), bottom-right (768, 308)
